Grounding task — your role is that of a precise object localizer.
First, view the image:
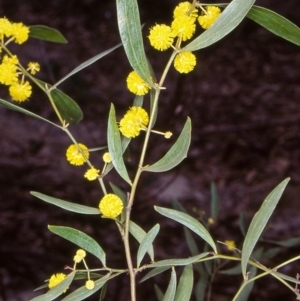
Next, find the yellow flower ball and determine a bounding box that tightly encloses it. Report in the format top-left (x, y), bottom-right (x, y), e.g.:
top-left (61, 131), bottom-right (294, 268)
top-left (173, 2), bottom-right (198, 19)
top-left (11, 22), bottom-right (30, 44)
top-left (74, 249), bottom-right (86, 263)
top-left (126, 71), bottom-right (151, 96)
top-left (102, 152), bottom-right (112, 163)
top-left (28, 62), bottom-right (40, 75)
top-left (84, 167), bottom-right (100, 181)
top-left (9, 81), bottom-right (32, 102)
top-left (85, 279), bottom-right (95, 290)
top-left (148, 24), bottom-right (174, 51)
top-left (119, 106), bottom-right (149, 138)
top-left (99, 194), bottom-right (123, 218)
top-left (171, 15), bottom-right (196, 42)
top-left (225, 240), bottom-right (236, 251)
top-left (66, 143), bottom-right (89, 166)
top-left (48, 273), bottom-right (68, 291)
top-left (198, 6), bottom-right (221, 29)
top-left (174, 51), bottom-right (196, 74)
top-left (0, 17), bottom-right (12, 39)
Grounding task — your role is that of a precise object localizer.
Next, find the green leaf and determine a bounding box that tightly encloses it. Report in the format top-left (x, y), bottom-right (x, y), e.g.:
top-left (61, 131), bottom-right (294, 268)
top-left (147, 253), bottom-right (210, 268)
top-left (219, 264), bottom-right (242, 275)
top-left (133, 95), bottom-right (144, 107)
top-left (239, 211), bottom-right (248, 237)
top-left (29, 271), bottom-right (75, 301)
top-left (210, 182), bottom-right (220, 221)
top-left (155, 206), bottom-right (217, 253)
top-left (53, 43), bottom-right (122, 89)
top-left (235, 265), bottom-right (257, 301)
top-left (137, 224), bottom-right (160, 267)
top-left (195, 275), bottom-right (208, 301)
top-left (154, 284), bottom-right (164, 301)
top-left (29, 25), bottom-right (68, 43)
top-left (31, 192), bottom-right (100, 215)
top-left (162, 268), bottom-right (177, 301)
top-left (247, 6), bottom-right (300, 46)
top-left (184, 227), bottom-right (199, 256)
top-left (183, 0), bottom-right (255, 51)
top-left (262, 237), bottom-right (300, 248)
top-left (174, 264), bottom-right (193, 301)
top-left (50, 88), bottom-right (83, 124)
top-left (102, 136), bottom-right (131, 177)
top-left (107, 104), bottom-right (132, 184)
top-left (116, 0), bottom-right (153, 86)
top-left (144, 118), bottom-right (191, 172)
top-left (241, 178), bottom-right (290, 279)
top-left (61, 274), bottom-right (111, 301)
top-left (140, 266), bottom-right (170, 283)
top-left (129, 221), bottom-right (154, 260)
top-left (48, 226), bottom-right (106, 266)
top-left (0, 98), bottom-right (60, 128)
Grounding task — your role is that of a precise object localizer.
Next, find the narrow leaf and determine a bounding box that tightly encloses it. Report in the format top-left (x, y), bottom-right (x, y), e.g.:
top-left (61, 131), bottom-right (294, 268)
top-left (184, 227), bottom-right (199, 256)
top-left (162, 268), bottom-right (177, 301)
top-left (154, 284), bottom-right (164, 301)
top-left (0, 98), bottom-right (60, 128)
top-left (137, 224), bottom-right (160, 267)
top-left (155, 206), bottom-right (217, 253)
top-left (235, 265), bottom-right (257, 301)
top-left (183, 0), bottom-right (255, 51)
top-left (195, 276), bottom-right (208, 301)
top-left (174, 264), bottom-right (193, 301)
top-left (31, 192), bottom-right (100, 215)
top-left (241, 178), bottom-right (290, 279)
top-left (29, 271), bottom-right (75, 301)
top-left (107, 104), bottom-right (132, 185)
top-left (48, 226), bottom-right (106, 266)
top-left (144, 118), bottom-right (191, 172)
top-left (61, 274), bottom-right (111, 301)
top-left (247, 6), bottom-right (300, 46)
top-left (50, 88), bottom-right (83, 124)
top-left (129, 221), bottom-right (154, 260)
top-left (53, 43), bottom-right (122, 89)
top-left (116, 0), bottom-right (153, 86)
top-left (29, 25), bottom-right (68, 43)
top-left (147, 253), bottom-right (210, 268)
top-left (133, 95), bottom-right (144, 107)
top-left (262, 237), bottom-right (300, 248)
top-left (140, 267), bottom-right (170, 283)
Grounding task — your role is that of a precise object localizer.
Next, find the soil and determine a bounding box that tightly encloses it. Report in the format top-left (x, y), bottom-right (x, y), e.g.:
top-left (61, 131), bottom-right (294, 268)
top-left (0, 1), bottom-right (300, 300)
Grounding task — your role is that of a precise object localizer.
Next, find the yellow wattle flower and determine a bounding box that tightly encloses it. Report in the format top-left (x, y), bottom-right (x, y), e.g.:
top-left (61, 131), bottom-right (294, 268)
top-left (99, 194), bottom-right (123, 218)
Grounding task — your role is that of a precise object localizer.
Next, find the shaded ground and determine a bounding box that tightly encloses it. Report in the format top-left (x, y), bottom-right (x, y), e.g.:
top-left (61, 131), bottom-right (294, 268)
top-left (0, 1), bottom-right (300, 300)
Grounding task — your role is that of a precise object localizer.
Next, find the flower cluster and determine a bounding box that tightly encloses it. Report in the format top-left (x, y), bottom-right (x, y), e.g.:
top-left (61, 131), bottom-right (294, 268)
top-left (99, 194), bottom-right (124, 218)
top-left (147, 2), bottom-right (221, 74)
top-left (0, 18), bottom-right (40, 102)
top-left (73, 249), bottom-right (87, 263)
top-left (119, 106), bottom-right (149, 138)
top-left (0, 17), bottom-right (29, 44)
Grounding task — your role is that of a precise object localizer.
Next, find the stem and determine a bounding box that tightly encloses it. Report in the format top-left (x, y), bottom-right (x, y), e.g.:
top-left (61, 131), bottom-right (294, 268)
top-left (121, 50), bottom-right (178, 301)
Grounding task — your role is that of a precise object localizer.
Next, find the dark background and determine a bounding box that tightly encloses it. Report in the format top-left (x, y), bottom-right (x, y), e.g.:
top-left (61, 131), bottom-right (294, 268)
top-left (0, 1), bottom-right (300, 300)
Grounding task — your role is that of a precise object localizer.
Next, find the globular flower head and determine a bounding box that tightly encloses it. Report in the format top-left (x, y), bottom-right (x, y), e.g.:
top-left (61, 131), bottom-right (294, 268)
top-left (84, 167), bottom-right (100, 181)
top-left (171, 15), bottom-right (196, 42)
top-left (99, 193), bottom-right (123, 218)
top-left (73, 249), bottom-right (86, 263)
top-left (9, 80), bottom-right (32, 102)
top-left (103, 152), bottom-right (112, 163)
top-left (119, 106), bottom-right (149, 138)
top-left (66, 143), bottom-right (89, 166)
top-left (174, 51), bottom-right (196, 74)
top-left (173, 2), bottom-right (198, 19)
top-left (48, 273), bottom-right (68, 291)
top-left (11, 22), bottom-right (30, 44)
top-left (198, 6), bottom-right (221, 29)
top-left (126, 71), bottom-right (151, 96)
top-left (0, 55), bottom-right (19, 86)
top-left (0, 17), bottom-right (12, 39)
top-left (85, 280), bottom-right (95, 290)
top-left (27, 62), bottom-right (40, 75)
top-left (148, 24), bottom-right (174, 51)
